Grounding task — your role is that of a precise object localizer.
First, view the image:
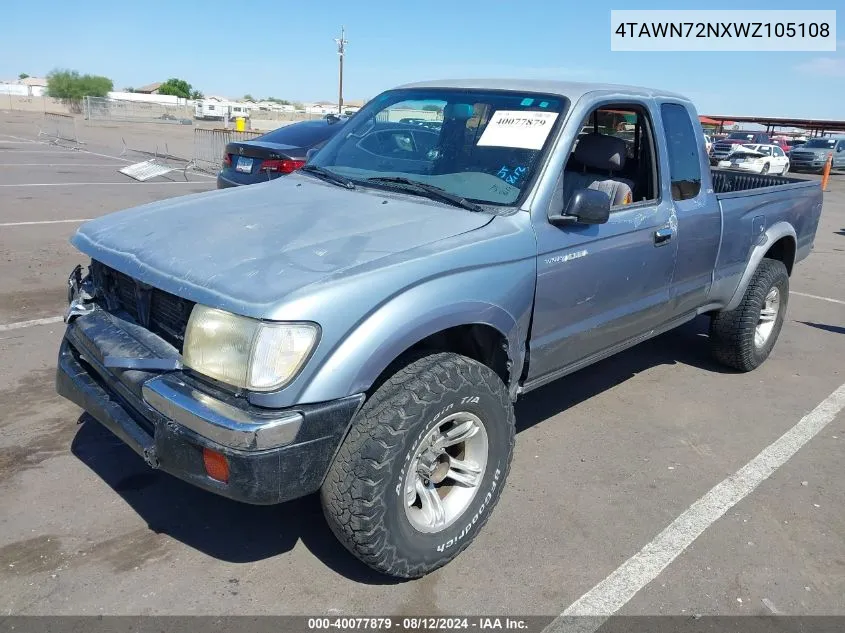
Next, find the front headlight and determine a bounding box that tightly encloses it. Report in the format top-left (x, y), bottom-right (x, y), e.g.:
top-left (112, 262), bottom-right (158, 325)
top-left (182, 305), bottom-right (318, 391)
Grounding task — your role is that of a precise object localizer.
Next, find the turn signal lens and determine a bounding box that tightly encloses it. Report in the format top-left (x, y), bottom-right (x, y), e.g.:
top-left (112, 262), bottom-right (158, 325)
top-left (203, 448), bottom-right (229, 483)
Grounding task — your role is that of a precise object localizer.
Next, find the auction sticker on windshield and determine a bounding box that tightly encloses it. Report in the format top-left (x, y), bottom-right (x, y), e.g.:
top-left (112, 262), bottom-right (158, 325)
top-left (477, 110), bottom-right (559, 150)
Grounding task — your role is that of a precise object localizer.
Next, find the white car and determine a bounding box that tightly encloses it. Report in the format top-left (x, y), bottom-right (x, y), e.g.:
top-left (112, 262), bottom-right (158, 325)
top-left (717, 143), bottom-right (790, 175)
top-left (704, 134), bottom-right (713, 154)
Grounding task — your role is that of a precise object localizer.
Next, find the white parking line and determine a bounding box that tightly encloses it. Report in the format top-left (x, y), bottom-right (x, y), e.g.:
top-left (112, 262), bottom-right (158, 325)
top-left (1, 134), bottom-right (136, 163)
top-left (0, 316), bottom-right (64, 332)
top-left (792, 291), bottom-right (845, 306)
top-left (0, 181), bottom-right (209, 188)
top-left (545, 382), bottom-right (845, 633)
top-left (0, 163), bottom-right (127, 167)
top-left (0, 219), bottom-right (92, 227)
top-left (0, 149), bottom-right (78, 154)
top-left (0, 134), bottom-right (218, 179)
top-left (0, 134), bottom-right (35, 142)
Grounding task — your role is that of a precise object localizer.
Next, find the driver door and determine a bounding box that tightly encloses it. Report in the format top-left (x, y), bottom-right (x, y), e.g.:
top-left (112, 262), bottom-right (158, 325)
top-left (836, 140), bottom-right (845, 169)
top-left (526, 102), bottom-right (678, 384)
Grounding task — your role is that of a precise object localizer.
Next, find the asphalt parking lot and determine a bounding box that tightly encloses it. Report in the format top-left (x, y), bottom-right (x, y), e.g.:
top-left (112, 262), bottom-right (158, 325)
top-left (1, 113), bottom-right (843, 620)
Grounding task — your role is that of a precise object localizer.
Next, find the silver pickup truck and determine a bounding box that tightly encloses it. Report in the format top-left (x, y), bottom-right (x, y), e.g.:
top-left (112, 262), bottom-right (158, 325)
top-left (57, 80), bottom-right (824, 579)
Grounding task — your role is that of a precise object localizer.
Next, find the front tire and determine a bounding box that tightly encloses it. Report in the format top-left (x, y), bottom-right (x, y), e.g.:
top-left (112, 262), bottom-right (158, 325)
top-left (781, 162), bottom-right (789, 175)
top-left (320, 352), bottom-right (515, 578)
top-left (709, 259), bottom-right (789, 372)
top-left (761, 162), bottom-right (770, 175)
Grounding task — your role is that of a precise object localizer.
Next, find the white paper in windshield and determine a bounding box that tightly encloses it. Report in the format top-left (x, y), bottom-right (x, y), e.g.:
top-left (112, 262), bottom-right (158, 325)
top-left (477, 110), bottom-right (559, 150)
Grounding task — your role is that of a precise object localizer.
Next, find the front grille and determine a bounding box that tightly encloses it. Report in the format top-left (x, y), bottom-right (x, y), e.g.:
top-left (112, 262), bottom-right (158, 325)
top-left (91, 261), bottom-right (194, 351)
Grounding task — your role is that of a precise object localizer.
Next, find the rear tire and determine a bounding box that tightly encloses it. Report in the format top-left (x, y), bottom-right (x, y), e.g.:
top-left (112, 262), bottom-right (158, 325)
top-left (320, 352), bottom-right (515, 578)
top-left (709, 259), bottom-right (789, 372)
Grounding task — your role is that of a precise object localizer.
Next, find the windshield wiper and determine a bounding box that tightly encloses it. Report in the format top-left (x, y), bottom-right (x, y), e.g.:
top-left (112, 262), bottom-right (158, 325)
top-left (365, 177), bottom-right (485, 213)
top-left (299, 165), bottom-right (356, 189)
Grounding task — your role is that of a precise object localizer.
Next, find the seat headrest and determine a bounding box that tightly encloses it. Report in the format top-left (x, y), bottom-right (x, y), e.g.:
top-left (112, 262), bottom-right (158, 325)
top-left (574, 133), bottom-right (627, 171)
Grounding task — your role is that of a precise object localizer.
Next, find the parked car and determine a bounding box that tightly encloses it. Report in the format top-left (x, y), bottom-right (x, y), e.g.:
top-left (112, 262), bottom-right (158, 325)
top-left (58, 79), bottom-right (823, 579)
top-left (709, 130), bottom-right (772, 164)
top-left (769, 137), bottom-right (791, 154)
top-left (704, 134), bottom-right (713, 154)
top-left (717, 143), bottom-right (790, 175)
top-left (784, 138), bottom-right (807, 156)
top-left (217, 118), bottom-right (347, 188)
top-left (788, 136), bottom-right (845, 173)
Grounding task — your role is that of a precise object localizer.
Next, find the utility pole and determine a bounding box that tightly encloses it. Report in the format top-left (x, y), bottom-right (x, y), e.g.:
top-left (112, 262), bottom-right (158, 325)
top-left (335, 26), bottom-right (348, 115)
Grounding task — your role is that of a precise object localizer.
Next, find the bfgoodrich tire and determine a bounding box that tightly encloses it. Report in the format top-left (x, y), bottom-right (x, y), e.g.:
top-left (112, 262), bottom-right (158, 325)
top-left (320, 352), bottom-right (515, 578)
top-left (709, 258), bottom-right (789, 372)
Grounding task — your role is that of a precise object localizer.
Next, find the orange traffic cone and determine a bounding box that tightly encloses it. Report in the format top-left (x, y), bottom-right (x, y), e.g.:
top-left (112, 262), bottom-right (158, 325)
top-left (821, 154), bottom-right (832, 192)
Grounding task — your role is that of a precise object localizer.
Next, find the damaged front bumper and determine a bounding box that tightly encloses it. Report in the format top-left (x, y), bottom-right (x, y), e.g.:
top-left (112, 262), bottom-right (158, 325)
top-left (56, 270), bottom-right (363, 505)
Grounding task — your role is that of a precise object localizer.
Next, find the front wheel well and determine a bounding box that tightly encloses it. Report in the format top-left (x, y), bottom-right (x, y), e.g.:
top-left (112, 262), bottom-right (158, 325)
top-left (367, 324), bottom-right (511, 397)
top-left (764, 235), bottom-right (796, 276)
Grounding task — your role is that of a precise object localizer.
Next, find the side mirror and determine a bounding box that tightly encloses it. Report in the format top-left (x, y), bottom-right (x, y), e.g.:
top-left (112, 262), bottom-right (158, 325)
top-left (549, 189), bottom-right (611, 227)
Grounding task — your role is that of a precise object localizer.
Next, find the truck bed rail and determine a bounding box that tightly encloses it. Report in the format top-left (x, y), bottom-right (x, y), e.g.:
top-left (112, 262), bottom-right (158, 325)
top-left (711, 169), bottom-right (803, 195)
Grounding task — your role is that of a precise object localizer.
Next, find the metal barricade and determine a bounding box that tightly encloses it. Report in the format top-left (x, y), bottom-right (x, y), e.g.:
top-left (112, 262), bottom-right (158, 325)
top-left (188, 128), bottom-right (263, 173)
top-left (83, 96), bottom-right (192, 125)
top-left (38, 112), bottom-right (81, 145)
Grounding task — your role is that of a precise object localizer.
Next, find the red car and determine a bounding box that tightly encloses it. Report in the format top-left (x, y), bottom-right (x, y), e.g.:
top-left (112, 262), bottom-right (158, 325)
top-left (771, 137), bottom-right (791, 153)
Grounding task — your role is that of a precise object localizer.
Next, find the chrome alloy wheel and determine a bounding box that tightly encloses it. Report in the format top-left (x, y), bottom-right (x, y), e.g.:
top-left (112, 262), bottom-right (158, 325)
top-left (755, 287), bottom-right (781, 349)
top-left (403, 412), bottom-right (489, 533)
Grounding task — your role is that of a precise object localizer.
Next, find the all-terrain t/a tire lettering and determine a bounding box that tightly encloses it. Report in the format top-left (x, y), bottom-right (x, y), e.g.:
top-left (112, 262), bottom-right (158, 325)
top-left (320, 352), bottom-right (515, 578)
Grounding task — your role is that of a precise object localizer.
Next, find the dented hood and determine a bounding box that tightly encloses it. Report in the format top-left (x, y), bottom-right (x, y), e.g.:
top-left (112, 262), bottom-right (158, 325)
top-left (71, 175), bottom-right (493, 317)
top-left (726, 145), bottom-right (765, 158)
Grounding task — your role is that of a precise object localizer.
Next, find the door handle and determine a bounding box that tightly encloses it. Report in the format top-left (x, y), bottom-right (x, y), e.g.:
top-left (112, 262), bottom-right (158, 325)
top-left (654, 228), bottom-right (674, 246)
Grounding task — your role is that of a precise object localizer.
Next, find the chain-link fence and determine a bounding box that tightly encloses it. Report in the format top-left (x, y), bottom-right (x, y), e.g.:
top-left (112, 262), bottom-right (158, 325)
top-left (38, 112), bottom-right (81, 145)
top-left (83, 96), bottom-right (193, 125)
top-left (188, 128), bottom-right (263, 173)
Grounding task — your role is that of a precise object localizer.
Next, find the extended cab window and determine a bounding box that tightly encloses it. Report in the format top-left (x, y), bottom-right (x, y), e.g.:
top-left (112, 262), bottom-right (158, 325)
top-left (661, 103), bottom-right (702, 201)
top-left (563, 104), bottom-right (659, 209)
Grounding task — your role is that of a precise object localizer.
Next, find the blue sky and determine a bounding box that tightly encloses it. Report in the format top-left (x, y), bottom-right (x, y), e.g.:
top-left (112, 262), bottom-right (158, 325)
top-left (2, 0), bottom-right (841, 118)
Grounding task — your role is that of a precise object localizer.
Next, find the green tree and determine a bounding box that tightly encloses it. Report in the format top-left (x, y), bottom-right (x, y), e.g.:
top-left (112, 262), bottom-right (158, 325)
top-left (422, 104), bottom-right (443, 113)
top-left (156, 78), bottom-right (193, 99)
top-left (190, 89), bottom-right (204, 100)
top-left (46, 69), bottom-right (114, 112)
top-left (123, 86), bottom-right (135, 92)
top-left (266, 97), bottom-right (292, 105)
top-left (19, 73), bottom-right (29, 80)
top-left (243, 93), bottom-right (255, 101)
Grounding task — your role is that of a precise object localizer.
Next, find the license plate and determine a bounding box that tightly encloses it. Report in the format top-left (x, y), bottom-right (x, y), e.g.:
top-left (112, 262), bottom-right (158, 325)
top-left (235, 156), bottom-right (253, 173)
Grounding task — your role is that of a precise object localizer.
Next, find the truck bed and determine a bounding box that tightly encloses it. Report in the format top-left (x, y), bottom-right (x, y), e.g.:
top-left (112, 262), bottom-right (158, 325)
top-left (710, 169), bottom-right (807, 194)
top-left (708, 168), bottom-right (823, 309)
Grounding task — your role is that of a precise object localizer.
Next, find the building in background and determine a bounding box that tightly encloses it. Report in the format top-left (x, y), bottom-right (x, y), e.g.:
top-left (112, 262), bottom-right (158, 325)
top-left (134, 82), bottom-right (163, 95)
top-left (0, 76), bottom-right (48, 97)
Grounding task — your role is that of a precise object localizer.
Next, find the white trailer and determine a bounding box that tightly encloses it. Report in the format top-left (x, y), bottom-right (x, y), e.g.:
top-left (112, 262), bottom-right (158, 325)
top-left (194, 101), bottom-right (251, 121)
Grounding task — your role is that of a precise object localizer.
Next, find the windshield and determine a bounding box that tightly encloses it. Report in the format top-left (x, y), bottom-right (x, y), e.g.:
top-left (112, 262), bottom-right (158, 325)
top-left (727, 132), bottom-right (757, 140)
top-left (802, 138), bottom-right (837, 149)
top-left (307, 88), bottom-right (569, 206)
top-left (743, 145), bottom-right (771, 155)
